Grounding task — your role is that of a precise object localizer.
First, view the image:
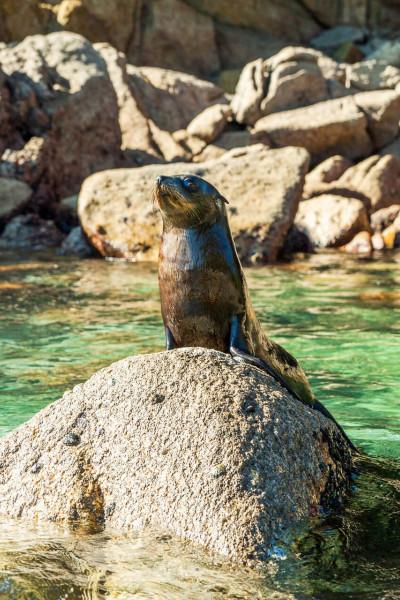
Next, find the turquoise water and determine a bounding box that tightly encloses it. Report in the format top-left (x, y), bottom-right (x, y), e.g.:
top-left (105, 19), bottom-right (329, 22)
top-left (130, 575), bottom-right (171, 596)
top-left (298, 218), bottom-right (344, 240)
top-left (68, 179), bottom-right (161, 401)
top-left (0, 249), bottom-right (399, 598)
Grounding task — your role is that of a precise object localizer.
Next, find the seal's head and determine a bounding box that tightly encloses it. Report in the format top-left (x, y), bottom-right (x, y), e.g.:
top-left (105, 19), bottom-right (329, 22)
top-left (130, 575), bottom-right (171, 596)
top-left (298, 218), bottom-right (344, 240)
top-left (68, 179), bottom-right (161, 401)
top-left (154, 174), bottom-right (228, 228)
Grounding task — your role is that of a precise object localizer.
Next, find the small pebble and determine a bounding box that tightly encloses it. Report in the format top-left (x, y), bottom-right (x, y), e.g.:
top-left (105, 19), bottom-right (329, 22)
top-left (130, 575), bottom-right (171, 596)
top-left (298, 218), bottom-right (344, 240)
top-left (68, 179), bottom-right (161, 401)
top-left (30, 463), bottom-right (42, 474)
top-left (63, 432), bottom-right (81, 446)
top-left (210, 463), bottom-right (226, 478)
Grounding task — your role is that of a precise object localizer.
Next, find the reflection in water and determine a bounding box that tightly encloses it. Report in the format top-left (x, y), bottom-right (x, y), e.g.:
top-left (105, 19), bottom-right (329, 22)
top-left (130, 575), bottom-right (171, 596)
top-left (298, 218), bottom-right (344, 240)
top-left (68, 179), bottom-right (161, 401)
top-left (0, 249), bottom-right (399, 598)
top-left (0, 521), bottom-right (272, 599)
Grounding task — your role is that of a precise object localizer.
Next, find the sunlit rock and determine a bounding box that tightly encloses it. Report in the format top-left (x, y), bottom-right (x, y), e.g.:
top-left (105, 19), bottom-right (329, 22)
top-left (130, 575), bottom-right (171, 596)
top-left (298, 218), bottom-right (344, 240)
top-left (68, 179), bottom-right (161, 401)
top-left (0, 348), bottom-right (353, 564)
top-left (78, 145), bottom-right (309, 263)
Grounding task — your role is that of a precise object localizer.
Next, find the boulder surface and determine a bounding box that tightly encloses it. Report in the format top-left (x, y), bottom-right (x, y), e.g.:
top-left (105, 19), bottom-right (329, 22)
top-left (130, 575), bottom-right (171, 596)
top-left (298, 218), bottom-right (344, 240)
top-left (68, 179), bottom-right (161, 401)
top-left (295, 194), bottom-right (370, 248)
top-left (79, 145), bottom-right (309, 263)
top-left (0, 347), bottom-right (353, 564)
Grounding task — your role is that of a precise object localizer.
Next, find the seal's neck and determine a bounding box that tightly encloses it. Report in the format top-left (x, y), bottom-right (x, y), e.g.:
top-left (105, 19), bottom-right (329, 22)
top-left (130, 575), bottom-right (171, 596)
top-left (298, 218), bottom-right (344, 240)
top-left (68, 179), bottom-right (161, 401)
top-left (161, 213), bottom-right (240, 272)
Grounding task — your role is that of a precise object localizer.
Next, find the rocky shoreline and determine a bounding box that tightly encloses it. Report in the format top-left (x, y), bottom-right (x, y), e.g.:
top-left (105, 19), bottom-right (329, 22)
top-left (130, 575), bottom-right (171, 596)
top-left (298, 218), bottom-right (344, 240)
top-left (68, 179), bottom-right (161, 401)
top-left (0, 31), bottom-right (399, 262)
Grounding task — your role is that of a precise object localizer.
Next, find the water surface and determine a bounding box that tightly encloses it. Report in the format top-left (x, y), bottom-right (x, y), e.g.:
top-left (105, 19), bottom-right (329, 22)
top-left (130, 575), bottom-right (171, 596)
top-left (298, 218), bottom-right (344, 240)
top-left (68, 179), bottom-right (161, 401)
top-left (0, 249), bottom-right (399, 598)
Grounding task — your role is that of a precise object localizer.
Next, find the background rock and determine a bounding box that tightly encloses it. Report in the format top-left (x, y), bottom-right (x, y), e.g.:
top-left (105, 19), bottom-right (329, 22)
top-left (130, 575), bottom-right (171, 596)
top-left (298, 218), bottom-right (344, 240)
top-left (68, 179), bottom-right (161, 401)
top-left (126, 65), bottom-right (227, 133)
top-left (58, 225), bottom-right (96, 258)
top-left (0, 347), bottom-right (353, 564)
top-left (354, 90), bottom-right (400, 149)
top-left (0, 214), bottom-right (64, 249)
top-left (231, 48), bottom-right (347, 126)
top-left (0, 177), bottom-right (32, 225)
top-left (348, 60), bottom-right (400, 91)
top-left (187, 104), bottom-right (232, 143)
top-left (340, 230), bottom-right (372, 254)
top-left (2, 1), bottom-right (400, 81)
top-left (370, 204), bottom-right (400, 232)
top-left (304, 155), bottom-right (353, 198)
top-left (78, 145), bottom-right (309, 263)
top-left (379, 137), bottom-right (400, 159)
top-left (254, 96), bottom-right (372, 162)
top-left (132, 0), bottom-right (220, 78)
top-left (0, 32), bottom-right (122, 199)
top-left (337, 155), bottom-right (400, 212)
top-left (294, 194), bottom-right (370, 248)
top-left (0, 32), bottom-right (228, 206)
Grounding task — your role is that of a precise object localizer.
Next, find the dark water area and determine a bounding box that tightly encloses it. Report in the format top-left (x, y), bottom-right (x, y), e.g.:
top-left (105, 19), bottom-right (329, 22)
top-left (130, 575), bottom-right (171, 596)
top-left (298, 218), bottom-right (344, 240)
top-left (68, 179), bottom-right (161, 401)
top-left (0, 249), bottom-right (399, 599)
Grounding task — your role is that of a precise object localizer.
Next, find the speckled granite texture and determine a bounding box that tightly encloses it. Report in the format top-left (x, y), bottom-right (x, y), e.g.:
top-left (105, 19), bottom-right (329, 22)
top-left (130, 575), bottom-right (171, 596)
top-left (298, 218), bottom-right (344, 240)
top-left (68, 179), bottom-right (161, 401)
top-left (0, 348), bottom-right (353, 563)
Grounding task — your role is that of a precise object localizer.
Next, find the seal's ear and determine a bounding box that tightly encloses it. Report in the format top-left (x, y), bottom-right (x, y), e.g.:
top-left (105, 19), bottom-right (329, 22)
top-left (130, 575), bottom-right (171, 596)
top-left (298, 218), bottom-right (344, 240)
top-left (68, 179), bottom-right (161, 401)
top-left (217, 193), bottom-right (229, 204)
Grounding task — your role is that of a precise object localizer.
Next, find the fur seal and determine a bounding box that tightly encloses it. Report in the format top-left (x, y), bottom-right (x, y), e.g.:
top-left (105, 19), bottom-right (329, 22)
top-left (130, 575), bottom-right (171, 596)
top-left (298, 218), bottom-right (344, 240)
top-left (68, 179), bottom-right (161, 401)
top-left (154, 174), bottom-right (356, 451)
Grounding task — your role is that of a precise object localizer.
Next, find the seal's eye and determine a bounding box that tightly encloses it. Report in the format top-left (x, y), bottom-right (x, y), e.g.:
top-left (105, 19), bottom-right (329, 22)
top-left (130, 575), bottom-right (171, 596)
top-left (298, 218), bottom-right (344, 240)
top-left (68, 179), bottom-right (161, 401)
top-left (183, 178), bottom-right (198, 193)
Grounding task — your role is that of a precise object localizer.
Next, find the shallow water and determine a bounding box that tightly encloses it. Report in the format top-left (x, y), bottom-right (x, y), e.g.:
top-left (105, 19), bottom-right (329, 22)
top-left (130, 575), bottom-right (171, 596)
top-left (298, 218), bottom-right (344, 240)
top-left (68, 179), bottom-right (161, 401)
top-left (0, 249), bottom-right (399, 599)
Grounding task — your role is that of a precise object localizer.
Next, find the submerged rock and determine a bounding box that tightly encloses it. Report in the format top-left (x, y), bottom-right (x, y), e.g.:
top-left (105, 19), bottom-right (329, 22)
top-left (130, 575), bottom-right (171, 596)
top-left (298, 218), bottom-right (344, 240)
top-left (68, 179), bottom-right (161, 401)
top-left (0, 348), bottom-right (353, 564)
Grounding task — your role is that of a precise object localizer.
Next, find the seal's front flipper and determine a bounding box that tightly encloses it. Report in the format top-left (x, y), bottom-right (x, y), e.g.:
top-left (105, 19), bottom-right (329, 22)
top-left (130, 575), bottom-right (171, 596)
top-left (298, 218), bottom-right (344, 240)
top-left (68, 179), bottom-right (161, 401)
top-left (165, 326), bottom-right (177, 350)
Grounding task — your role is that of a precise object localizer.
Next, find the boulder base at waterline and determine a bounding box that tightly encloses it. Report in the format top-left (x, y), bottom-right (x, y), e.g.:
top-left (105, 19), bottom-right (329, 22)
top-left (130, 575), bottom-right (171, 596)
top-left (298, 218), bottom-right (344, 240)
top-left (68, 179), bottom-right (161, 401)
top-left (0, 348), bottom-right (353, 563)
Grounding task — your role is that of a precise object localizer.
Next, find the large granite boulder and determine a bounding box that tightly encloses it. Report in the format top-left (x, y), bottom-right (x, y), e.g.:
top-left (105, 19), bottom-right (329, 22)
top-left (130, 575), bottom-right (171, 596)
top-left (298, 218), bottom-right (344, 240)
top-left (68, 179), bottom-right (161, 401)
top-left (336, 155), bottom-right (400, 212)
top-left (78, 145), bottom-right (309, 263)
top-left (184, 0), bottom-right (321, 41)
top-left (232, 48), bottom-right (347, 126)
top-left (131, 0), bottom-right (220, 78)
top-left (294, 194), bottom-right (370, 248)
top-left (0, 32), bottom-right (122, 199)
top-left (0, 32), bottom-right (227, 200)
top-left (254, 96), bottom-right (372, 162)
top-left (0, 348), bottom-right (353, 564)
top-left (253, 88), bottom-right (400, 162)
top-left (303, 155), bottom-right (352, 198)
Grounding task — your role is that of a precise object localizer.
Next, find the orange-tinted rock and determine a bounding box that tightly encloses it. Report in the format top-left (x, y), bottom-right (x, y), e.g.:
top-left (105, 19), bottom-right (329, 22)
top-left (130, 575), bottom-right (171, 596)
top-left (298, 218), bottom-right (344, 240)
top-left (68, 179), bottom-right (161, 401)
top-left (371, 232), bottom-right (385, 251)
top-left (340, 231), bottom-right (372, 255)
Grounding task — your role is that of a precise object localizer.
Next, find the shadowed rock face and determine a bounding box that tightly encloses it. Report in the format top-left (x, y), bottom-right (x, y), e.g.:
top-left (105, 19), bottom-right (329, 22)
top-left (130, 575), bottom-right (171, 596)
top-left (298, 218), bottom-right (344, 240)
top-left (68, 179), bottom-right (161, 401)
top-left (0, 347), bottom-right (353, 564)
